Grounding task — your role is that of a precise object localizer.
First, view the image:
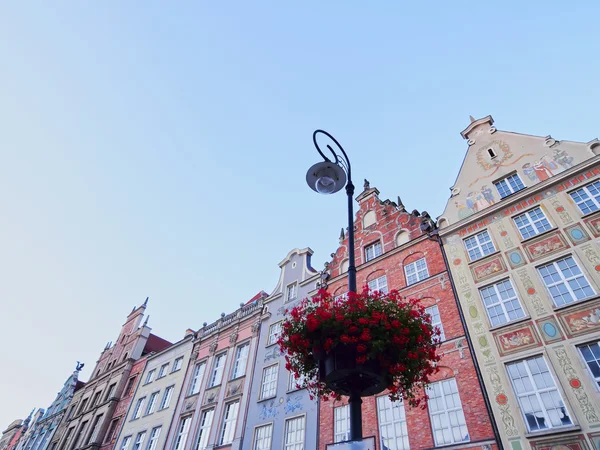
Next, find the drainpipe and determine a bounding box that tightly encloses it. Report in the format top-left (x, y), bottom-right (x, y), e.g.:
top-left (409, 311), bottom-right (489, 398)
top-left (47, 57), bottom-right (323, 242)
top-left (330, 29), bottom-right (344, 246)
top-left (426, 228), bottom-right (504, 450)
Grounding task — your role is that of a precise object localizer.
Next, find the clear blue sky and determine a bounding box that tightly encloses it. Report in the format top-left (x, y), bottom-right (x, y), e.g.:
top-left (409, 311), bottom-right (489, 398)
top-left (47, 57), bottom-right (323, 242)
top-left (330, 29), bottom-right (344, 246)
top-left (1, 2), bottom-right (598, 427)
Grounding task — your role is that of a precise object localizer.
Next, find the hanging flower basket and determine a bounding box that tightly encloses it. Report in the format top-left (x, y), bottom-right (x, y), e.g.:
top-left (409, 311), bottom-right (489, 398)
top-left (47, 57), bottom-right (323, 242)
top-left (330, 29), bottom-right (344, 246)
top-left (278, 288), bottom-right (441, 407)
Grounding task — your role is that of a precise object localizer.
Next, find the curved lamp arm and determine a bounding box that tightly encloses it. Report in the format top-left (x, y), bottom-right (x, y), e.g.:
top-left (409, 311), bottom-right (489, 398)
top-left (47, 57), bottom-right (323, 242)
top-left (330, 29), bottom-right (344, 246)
top-left (313, 129), bottom-right (352, 182)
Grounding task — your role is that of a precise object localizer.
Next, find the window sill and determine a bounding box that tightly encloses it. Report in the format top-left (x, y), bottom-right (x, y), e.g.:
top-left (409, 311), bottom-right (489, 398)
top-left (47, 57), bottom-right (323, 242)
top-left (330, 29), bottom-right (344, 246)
top-left (553, 295), bottom-right (600, 312)
top-left (286, 387), bottom-right (305, 394)
top-left (467, 249), bottom-right (501, 266)
top-left (265, 342), bottom-right (279, 349)
top-left (207, 383), bottom-right (222, 389)
top-left (405, 273), bottom-right (436, 288)
top-left (489, 316), bottom-right (531, 332)
top-left (229, 375), bottom-right (246, 383)
top-left (524, 424), bottom-right (580, 439)
top-left (257, 395), bottom-right (277, 403)
top-left (519, 227), bottom-right (559, 244)
top-left (581, 209), bottom-right (600, 220)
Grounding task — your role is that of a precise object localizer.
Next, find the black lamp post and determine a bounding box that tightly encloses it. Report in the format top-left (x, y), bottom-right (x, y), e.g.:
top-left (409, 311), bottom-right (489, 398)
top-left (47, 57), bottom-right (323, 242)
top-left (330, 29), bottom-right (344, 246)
top-left (306, 129), bottom-right (362, 441)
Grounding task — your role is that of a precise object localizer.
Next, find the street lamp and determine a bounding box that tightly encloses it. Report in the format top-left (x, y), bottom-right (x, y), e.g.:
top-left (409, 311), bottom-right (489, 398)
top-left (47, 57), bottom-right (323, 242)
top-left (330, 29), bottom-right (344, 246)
top-left (306, 129), bottom-right (362, 440)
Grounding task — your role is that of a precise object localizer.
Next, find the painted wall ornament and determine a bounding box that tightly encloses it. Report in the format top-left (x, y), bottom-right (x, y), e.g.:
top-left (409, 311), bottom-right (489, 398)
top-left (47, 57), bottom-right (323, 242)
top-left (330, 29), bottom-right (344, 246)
top-left (493, 323), bottom-right (542, 356)
top-left (535, 316), bottom-right (564, 344)
top-left (495, 221), bottom-right (515, 249)
top-left (548, 196), bottom-right (573, 226)
top-left (517, 268), bottom-right (548, 316)
top-left (284, 395), bottom-right (303, 414)
top-left (259, 400), bottom-right (280, 420)
top-left (583, 214), bottom-right (600, 238)
top-left (523, 230), bottom-right (569, 262)
top-left (564, 223), bottom-right (591, 246)
top-left (470, 255), bottom-right (507, 283)
top-left (487, 366), bottom-right (519, 437)
top-left (557, 299), bottom-right (600, 338)
top-left (505, 248), bottom-right (527, 269)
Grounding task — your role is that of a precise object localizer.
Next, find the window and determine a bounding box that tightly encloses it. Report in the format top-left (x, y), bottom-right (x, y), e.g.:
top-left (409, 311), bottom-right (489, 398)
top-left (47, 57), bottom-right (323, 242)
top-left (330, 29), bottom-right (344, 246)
top-left (569, 180), bottom-right (600, 215)
top-left (463, 230), bottom-right (496, 262)
top-left (145, 369), bottom-right (156, 384)
top-left (231, 343), bottom-right (250, 379)
top-left (267, 322), bottom-right (282, 346)
top-left (507, 356), bottom-right (572, 432)
top-left (145, 427), bottom-right (161, 450)
top-left (219, 401), bottom-right (240, 445)
top-left (579, 342), bottom-right (600, 387)
top-left (172, 357), bottom-right (184, 372)
top-left (105, 384), bottom-right (116, 401)
top-left (79, 398), bottom-right (89, 414)
top-left (538, 256), bottom-right (595, 307)
top-left (194, 408), bottom-right (214, 450)
top-left (260, 365), bottom-right (278, 400)
top-left (87, 415), bottom-right (103, 445)
top-left (209, 353), bottom-right (227, 387)
top-left (286, 283), bottom-right (298, 302)
top-left (158, 364), bottom-right (169, 378)
top-left (487, 148), bottom-right (496, 158)
top-left (376, 396), bottom-right (409, 450)
top-left (284, 416), bottom-right (305, 450)
top-left (146, 392), bottom-right (159, 415)
top-left (427, 378), bottom-right (469, 445)
top-left (425, 305), bottom-right (445, 341)
top-left (74, 421), bottom-right (89, 449)
top-left (119, 436), bottom-right (132, 450)
top-left (365, 241), bottom-right (383, 262)
top-left (334, 292), bottom-right (348, 302)
top-left (159, 386), bottom-right (174, 410)
top-left (288, 372), bottom-right (306, 391)
top-left (60, 428), bottom-right (74, 450)
top-left (368, 275), bottom-right (388, 294)
top-left (124, 377), bottom-right (137, 397)
top-left (253, 424), bottom-right (273, 450)
top-left (105, 420), bottom-right (119, 444)
top-left (494, 173), bottom-right (526, 199)
top-left (513, 207), bottom-right (552, 240)
top-left (334, 405), bottom-right (350, 443)
top-left (132, 432), bottom-right (146, 450)
top-left (91, 391), bottom-right (102, 407)
top-left (132, 397), bottom-right (146, 420)
top-left (404, 258), bottom-right (429, 285)
top-left (479, 279), bottom-right (526, 327)
top-left (173, 416), bottom-right (192, 450)
top-left (189, 362), bottom-right (206, 395)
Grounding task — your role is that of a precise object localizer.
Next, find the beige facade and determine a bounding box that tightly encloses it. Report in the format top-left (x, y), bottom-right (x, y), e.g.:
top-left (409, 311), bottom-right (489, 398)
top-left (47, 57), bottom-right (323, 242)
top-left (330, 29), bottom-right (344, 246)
top-left (114, 333), bottom-right (194, 450)
top-left (439, 115), bottom-right (600, 449)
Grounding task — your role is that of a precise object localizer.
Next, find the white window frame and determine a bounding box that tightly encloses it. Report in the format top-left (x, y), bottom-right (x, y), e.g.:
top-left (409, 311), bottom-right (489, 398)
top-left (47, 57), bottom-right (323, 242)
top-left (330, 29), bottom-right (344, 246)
top-left (494, 173), bottom-right (526, 198)
top-left (145, 369), bottom-right (156, 385)
top-left (252, 423), bottom-right (273, 450)
top-left (132, 397), bottom-right (146, 420)
top-left (365, 241), bottom-right (383, 262)
top-left (333, 405), bottom-right (350, 443)
top-left (425, 305), bottom-right (445, 341)
top-left (189, 362), bottom-right (206, 396)
top-left (145, 427), bottom-right (161, 450)
top-left (209, 353), bottom-right (227, 387)
top-left (260, 364), bottom-right (278, 400)
top-left (507, 356), bottom-right (572, 432)
top-left (283, 415), bottom-right (305, 450)
top-left (146, 391), bottom-right (160, 415)
top-left (219, 401), bottom-right (240, 445)
top-left (119, 436), bottom-right (132, 450)
top-left (267, 322), bottom-right (282, 346)
top-left (288, 372), bottom-right (306, 392)
top-left (172, 357), bottom-right (183, 372)
top-left (158, 363), bottom-right (169, 378)
top-left (286, 283), bottom-right (298, 302)
top-left (537, 256), bottom-right (596, 307)
top-left (231, 342), bottom-right (250, 380)
top-left (159, 386), bottom-right (174, 410)
top-left (513, 207), bottom-right (552, 240)
top-left (87, 414), bottom-right (104, 445)
top-left (194, 408), bottom-right (214, 450)
top-left (404, 257), bottom-right (429, 285)
top-left (427, 378), bottom-right (469, 446)
top-left (376, 396), bottom-right (409, 450)
top-left (463, 230), bottom-right (496, 262)
top-left (479, 279), bottom-right (526, 327)
top-left (367, 275), bottom-right (388, 294)
top-left (132, 432), bottom-right (146, 450)
top-left (569, 180), bottom-right (600, 215)
top-left (578, 341), bottom-right (600, 388)
top-left (173, 416), bottom-right (192, 450)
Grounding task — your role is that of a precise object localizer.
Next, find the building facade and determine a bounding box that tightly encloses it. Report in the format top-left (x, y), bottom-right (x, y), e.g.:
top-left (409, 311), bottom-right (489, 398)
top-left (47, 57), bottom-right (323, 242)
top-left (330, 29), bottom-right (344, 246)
top-left (439, 115), bottom-right (600, 449)
top-left (49, 300), bottom-right (171, 450)
top-left (113, 333), bottom-right (194, 450)
top-left (16, 365), bottom-right (85, 450)
top-left (1, 421), bottom-right (24, 450)
top-left (162, 293), bottom-right (266, 450)
top-left (242, 248), bottom-right (320, 450)
top-left (319, 182), bottom-right (498, 450)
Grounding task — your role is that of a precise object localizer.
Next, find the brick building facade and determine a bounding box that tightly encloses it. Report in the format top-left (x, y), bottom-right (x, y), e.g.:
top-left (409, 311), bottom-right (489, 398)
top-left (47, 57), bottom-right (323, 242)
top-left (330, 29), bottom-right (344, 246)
top-left (318, 182), bottom-right (498, 450)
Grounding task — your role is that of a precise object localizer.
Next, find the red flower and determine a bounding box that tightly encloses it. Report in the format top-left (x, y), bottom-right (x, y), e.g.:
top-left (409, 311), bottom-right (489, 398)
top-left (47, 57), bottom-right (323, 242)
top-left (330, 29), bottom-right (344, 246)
top-left (357, 344), bottom-right (367, 353)
top-left (356, 355), bottom-right (367, 364)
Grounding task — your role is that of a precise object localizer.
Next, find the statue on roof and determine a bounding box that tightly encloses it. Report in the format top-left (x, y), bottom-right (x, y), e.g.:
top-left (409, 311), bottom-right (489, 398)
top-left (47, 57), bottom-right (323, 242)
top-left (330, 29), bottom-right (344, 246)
top-left (364, 179), bottom-right (370, 190)
top-left (76, 362), bottom-right (85, 371)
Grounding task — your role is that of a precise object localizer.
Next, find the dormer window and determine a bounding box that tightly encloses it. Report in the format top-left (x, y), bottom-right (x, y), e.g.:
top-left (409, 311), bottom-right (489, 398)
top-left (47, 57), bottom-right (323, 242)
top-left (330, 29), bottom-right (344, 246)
top-left (286, 283), bottom-right (298, 302)
top-left (365, 242), bottom-right (383, 262)
top-left (494, 173), bottom-right (525, 199)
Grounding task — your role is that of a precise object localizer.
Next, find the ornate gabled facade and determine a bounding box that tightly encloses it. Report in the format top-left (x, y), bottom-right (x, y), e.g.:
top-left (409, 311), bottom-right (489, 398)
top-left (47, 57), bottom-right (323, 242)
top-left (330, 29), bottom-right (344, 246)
top-left (14, 411), bottom-right (45, 450)
top-left (319, 182), bottom-right (498, 450)
top-left (439, 115), bottom-right (600, 449)
top-left (16, 365), bottom-right (85, 450)
top-left (161, 293), bottom-right (265, 450)
top-left (49, 300), bottom-right (171, 450)
top-left (242, 248), bottom-right (320, 450)
top-left (1, 421), bottom-right (23, 450)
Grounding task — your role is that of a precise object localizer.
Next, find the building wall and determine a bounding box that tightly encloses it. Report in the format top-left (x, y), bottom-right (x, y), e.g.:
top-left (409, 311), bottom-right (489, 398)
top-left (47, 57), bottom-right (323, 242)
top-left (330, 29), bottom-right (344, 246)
top-left (164, 297), bottom-right (265, 450)
top-left (242, 248), bottom-right (320, 450)
top-left (113, 335), bottom-right (194, 450)
top-left (319, 184), bottom-right (497, 450)
top-left (440, 116), bottom-right (600, 449)
top-left (1, 421), bottom-right (23, 450)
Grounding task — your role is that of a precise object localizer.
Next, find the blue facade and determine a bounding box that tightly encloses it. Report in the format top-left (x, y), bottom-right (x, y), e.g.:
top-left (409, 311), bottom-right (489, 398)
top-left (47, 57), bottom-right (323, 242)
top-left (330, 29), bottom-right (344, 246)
top-left (242, 248), bottom-right (319, 450)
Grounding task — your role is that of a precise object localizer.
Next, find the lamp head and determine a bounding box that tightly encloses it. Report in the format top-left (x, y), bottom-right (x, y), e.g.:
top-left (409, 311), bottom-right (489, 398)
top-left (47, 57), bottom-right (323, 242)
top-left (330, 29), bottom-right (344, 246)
top-left (306, 161), bottom-right (346, 194)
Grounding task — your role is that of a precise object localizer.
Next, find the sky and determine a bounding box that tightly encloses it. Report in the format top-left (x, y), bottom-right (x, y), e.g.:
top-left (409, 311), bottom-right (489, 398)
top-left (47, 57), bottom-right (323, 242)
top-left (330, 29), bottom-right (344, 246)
top-left (1, 1), bottom-right (599, 428)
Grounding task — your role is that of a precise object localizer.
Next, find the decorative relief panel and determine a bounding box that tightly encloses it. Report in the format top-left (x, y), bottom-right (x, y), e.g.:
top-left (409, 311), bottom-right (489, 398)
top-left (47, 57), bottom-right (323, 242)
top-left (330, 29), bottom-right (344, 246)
top-left (548, 196), bottom-right (574, 226)
top-left (487, 366), bottom-right (519, 437)
top-left (588, 431), bottom-right (600, 449)
top-left (259, 399), bottom-right (281, 420)
top-left (203, 386), bottom-right (220, 405)
top-left (556, 299), bottom-right (600, 338)
top-left (284, 395), bottom-right (303, 414)
top-left (580, 243), bottom-right (600, 272)
top-left (554, 347), bottom-right (600, 425)
top-left (505, 248), bottom-right (527, 269)
top-left (226, 381), bottom-right (243, 398)
top-left (516, 268), bottom-right (548, 317)
top-left (522, 230), bottom-right (569, 262)
top-left (564, 223), bottom-right (592, 246)
top-left (264, 346), bottom-right (280, 363)
top-left (492, 322), bottom-right (542, 356)
top-left (530, 433), bottom-right (590, 450)
top-left (535, 316), bottom-right (564, 344)
top-left (470, 255), bottom-right (507, 283)
top-left (583, 211), bottom-right (600, 238)
top-left (495, 221), bottom-right (515, 249)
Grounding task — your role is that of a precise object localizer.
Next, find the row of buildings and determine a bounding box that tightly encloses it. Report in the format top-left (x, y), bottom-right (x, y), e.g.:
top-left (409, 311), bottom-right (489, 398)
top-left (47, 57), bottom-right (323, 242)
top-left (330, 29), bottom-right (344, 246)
top-left (4, 115), bottom-right (600, 450)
